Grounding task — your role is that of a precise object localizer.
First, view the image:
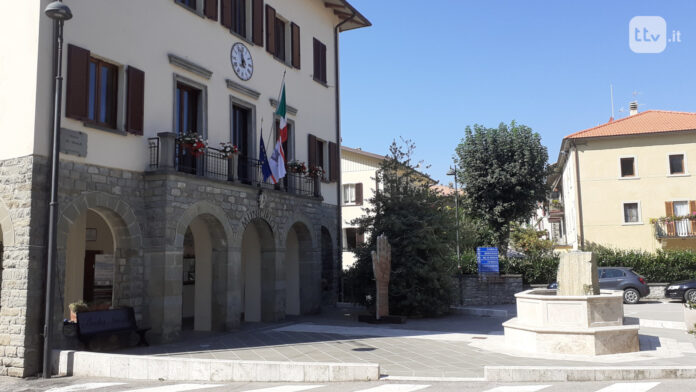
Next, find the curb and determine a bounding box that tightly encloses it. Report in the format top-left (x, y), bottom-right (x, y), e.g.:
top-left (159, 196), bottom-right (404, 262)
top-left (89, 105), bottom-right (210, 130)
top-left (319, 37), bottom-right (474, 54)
top-left (52, 350), bottom-right (380, 382)
top-left (450, 306), bottom-right (509, 318)
top-left (485, 366), bottom-right (696, 382)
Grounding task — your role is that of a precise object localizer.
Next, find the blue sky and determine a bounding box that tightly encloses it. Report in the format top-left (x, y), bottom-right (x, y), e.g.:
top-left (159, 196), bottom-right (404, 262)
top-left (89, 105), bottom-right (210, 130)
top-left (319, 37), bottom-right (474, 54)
top-left (339, 1), bottom-right (696, 184)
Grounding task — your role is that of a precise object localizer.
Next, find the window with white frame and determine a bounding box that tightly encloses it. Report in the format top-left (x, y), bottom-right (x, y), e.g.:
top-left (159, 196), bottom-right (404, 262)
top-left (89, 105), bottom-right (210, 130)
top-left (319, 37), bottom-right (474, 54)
top-left (620, 157), bottom-right (636, 178)
top-left (668, 154), bottom-right (686, 175)
top-left (343, 184), bottom-right (356, 205)
top-left (622, 202), bottom-right (641, 224)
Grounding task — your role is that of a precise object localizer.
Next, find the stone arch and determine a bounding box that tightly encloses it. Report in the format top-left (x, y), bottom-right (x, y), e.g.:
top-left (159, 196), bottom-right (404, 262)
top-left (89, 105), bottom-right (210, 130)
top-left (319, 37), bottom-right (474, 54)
top-left (237, 208), bottom-right (281, 248)
top-left (0, 198), bottom-right (15, 247)
top-left (54, 192), bottom-right (144, 344)
top-left (240, 217), bottom-right (276, 322)
top-left (164, 201), bottom-right (234, 334)
top-left (285, 221), bottom-right (318, 315)
top-left (279, 211), bottom-right (316, 249)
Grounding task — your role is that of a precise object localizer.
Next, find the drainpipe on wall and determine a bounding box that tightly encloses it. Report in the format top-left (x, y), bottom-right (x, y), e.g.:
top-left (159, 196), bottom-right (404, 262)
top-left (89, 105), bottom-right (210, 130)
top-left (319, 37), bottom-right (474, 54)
top-left (572, 140), bottom-right (585, 250)
top-left (334, 11), bottom-right (356, 301)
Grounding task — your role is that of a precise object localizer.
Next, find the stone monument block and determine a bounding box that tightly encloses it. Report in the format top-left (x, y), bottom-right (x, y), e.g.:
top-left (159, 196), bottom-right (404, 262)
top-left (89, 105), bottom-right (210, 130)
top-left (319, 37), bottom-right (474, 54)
top-left (371, 234), bottom-right (391, 320)
top-left (557, 251), bottom-right (599, 296)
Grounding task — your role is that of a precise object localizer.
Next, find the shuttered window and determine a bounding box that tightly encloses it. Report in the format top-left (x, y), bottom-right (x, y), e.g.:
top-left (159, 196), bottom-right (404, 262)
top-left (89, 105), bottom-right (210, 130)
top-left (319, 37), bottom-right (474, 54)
top-left (265, 5), bottom-right (276, 56)
top-left (307, 134), bottom-right (337, 183)
top-left (355, 183), bottom-right (363, 205)
top-left (66, 44), bottom-right (90, 120)
top-left (204, 0), bottom-right (218, 20)
top-left (126, 67), bottom-right (145, 135)
top-left (291, 23), bottom-right (300, 69)
top-left (221, 0), bottom-right (232, 28)
top-left (313, 38), bottom-right (327, 84)
top-left (329, 141), bottom-right (338, 182)
top-left (274, 17), bottom-right (286, 61)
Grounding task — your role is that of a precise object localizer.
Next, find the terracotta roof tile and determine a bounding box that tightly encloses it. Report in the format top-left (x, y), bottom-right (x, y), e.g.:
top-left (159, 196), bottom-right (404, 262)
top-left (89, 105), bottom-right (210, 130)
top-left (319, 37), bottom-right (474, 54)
top-left (565, 110), bottom-right (696, 139)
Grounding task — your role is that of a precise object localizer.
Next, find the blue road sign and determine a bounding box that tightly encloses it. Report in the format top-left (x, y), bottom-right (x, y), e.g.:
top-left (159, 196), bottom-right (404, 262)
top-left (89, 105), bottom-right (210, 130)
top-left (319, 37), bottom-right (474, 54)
top-left (476, 247), bottom-right (499, 274)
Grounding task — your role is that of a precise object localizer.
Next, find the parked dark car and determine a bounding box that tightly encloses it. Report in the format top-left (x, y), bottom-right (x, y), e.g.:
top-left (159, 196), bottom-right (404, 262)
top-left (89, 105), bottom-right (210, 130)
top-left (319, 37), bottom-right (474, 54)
top-left (665, 279), bottom-right (696, 303)
top-left (547, 267), bottom-right (650, 304)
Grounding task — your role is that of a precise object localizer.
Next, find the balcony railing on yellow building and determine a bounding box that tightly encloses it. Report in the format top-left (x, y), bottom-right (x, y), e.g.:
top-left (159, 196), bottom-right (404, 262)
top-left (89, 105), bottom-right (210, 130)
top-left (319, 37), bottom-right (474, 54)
top-left (654, 219), bottom-right (696, 239)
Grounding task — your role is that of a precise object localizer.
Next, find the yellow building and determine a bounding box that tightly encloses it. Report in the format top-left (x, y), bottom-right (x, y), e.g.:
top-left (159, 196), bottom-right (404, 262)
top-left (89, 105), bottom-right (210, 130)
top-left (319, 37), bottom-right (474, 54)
top-left (552, 108), bottom-right (696, 252)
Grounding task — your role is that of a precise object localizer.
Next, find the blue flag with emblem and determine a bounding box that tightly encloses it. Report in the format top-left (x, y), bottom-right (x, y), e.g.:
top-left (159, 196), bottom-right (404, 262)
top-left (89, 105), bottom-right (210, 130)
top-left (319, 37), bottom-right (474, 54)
top-left (259, 134), bottom-right (275, 183)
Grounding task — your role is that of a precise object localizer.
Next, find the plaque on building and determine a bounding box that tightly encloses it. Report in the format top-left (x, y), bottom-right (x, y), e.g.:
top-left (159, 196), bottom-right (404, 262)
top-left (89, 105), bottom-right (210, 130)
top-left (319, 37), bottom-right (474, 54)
top-left (60, 128), bottom-right (87, 157)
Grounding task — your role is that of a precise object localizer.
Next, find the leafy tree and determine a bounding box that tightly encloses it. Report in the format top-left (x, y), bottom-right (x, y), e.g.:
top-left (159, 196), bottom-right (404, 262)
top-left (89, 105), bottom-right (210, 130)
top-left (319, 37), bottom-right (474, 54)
top-left (347, 140), bottom-right (456, 317)
top-left (455, 122), bottom-right (549, 255)
top-left (509, 223), bottom-right (554, 259)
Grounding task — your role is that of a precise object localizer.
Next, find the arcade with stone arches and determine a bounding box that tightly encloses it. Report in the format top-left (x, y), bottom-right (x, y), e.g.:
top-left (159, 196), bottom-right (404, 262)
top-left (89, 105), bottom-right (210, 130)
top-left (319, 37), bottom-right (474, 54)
top-left (55, 193), bottom-right (145, 335)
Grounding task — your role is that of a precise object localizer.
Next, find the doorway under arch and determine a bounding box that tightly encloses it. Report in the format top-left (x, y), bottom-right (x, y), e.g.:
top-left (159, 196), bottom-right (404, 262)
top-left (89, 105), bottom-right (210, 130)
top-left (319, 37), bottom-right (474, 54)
top-left (241, 218), bottom-right (276, 322)
top-left (180, 214), bottom-right (228, 332)
top-left (64, 209), bottom-right (116, 316)
top-left (285, 222), bottom-right (313, 315)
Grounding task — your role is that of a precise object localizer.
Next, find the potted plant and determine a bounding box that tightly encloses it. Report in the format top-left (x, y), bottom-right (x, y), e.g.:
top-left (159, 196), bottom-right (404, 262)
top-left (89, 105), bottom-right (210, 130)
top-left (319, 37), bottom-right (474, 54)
top-left (287, 160), bottom-right (307, 175)
top-left (220, 142), bottom-right (239, 181)
top-left (68, 300), bottom-right (89, 322)
top-left (308, 166), bottom-right (324, 197)
top-left (176, 132), bottom-right (207, 157)
top-left (686, 300), bottom-right (696, 334)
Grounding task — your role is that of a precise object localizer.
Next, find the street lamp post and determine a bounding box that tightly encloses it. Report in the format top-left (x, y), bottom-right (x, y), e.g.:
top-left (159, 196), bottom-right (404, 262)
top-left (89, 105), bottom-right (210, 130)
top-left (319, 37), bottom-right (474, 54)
top-left (43, 0), bottom-right (72, 379)
top-left (447, 165), bottom-right (461, 305)
top-left (446, 166), bottom-right (460, 270)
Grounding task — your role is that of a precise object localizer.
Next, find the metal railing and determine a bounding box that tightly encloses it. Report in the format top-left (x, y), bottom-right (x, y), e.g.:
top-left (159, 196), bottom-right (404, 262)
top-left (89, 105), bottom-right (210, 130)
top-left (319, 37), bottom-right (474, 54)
top-left (654, 219), bottom-right (696, 239)
top-left (148, 138), bottom-right (315, 197)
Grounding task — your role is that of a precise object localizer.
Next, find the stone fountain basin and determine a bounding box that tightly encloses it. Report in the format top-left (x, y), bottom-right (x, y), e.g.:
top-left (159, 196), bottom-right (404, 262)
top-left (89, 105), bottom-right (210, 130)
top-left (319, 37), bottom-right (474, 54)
top-left (503, 289), bottom-right (640, 355)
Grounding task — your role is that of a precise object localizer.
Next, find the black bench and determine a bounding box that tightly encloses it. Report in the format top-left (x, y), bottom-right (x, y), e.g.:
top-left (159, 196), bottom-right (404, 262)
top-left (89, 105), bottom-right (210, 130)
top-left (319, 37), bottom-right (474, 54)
top-left (76, 307), bottom-right (150, 348)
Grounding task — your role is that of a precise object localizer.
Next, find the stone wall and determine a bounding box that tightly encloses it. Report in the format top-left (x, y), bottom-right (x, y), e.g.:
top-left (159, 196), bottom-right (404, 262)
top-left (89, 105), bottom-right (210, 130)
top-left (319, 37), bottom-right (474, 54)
top-left (453, 274), bottom-right (524, 306)
top-left (0, 155), bottom-right (48, 377)
top-left (0, 155), bottom-right (340, 377)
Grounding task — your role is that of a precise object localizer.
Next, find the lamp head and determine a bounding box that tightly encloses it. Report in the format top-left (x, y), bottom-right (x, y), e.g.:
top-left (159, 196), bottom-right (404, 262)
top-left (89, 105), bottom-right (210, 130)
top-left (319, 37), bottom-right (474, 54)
top-left (45, 1), bottom-right (73, 21)
top-left (446, 168), bottom-right (456, 176)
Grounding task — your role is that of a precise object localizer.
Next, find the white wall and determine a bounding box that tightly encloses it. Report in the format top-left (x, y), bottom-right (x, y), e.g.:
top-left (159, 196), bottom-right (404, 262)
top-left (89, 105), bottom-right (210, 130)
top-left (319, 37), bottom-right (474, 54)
top-left (561, 148), bottom-right (579, 249)
top-left (0, 1), bottom-right (43, 160)
top-left (340, 149), bottom-right (382, 269)
top-left (27, 0), bottom-right (343, 205)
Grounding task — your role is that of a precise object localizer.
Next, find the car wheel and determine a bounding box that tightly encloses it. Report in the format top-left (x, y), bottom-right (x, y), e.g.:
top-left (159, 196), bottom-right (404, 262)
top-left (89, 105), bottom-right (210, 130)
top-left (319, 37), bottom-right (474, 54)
top-left (685, 289), bottom-right (696, 303)
top-left (623, 288), bottom-right (640, 304)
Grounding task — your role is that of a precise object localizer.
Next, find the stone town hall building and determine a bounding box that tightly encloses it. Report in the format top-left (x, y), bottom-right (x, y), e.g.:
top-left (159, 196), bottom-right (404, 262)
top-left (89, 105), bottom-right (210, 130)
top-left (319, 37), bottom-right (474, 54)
top-left (0, 0), bottom-right (369, 377)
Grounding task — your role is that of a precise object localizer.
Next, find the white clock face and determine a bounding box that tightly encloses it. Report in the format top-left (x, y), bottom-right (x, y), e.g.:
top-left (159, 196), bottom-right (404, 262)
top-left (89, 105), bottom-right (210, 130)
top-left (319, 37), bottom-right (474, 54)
top-left (231, 42), bottom-right (253, 81)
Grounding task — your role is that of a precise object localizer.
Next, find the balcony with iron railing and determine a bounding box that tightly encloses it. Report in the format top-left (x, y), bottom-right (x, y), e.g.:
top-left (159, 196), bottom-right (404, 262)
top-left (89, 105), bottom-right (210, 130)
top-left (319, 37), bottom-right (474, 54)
top-left (148, 132), bottom-right (319, 198)
top-left (654, 218), bottom-right (696, 239)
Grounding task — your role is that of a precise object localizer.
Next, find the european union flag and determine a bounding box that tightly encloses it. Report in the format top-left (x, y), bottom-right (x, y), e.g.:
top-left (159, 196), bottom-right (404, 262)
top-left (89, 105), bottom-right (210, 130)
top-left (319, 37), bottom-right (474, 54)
top-left (259, 134), bottom-right (275, 183)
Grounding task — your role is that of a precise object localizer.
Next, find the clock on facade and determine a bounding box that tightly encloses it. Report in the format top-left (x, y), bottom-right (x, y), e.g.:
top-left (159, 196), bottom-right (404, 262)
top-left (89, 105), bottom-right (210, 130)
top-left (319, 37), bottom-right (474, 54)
top-left (231, 42), bottom-right (253, 81)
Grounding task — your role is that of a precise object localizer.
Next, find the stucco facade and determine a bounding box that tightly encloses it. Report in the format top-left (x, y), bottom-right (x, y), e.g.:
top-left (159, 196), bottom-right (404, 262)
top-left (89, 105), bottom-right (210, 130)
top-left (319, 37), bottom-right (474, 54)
top-left (0, 0), bottom-right (369, 377)
top-left (552, 111), bottom-right (696, 252)
top-left (339, 146), bottom-right (384, 270)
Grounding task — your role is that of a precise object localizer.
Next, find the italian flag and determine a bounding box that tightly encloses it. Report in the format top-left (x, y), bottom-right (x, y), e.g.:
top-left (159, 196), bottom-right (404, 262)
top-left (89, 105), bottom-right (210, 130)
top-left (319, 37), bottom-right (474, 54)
top-left (269, 80), bottom-right (287, 181)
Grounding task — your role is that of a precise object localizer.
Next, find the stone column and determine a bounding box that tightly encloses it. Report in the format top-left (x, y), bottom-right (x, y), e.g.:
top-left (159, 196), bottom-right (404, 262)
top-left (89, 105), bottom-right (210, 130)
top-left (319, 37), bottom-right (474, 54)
top-left (157, 132), bottom-right (177, 170)
top-left (371, 234), bottom-right (391, 319)
top-left (557, 251), bottom-right (600, 296)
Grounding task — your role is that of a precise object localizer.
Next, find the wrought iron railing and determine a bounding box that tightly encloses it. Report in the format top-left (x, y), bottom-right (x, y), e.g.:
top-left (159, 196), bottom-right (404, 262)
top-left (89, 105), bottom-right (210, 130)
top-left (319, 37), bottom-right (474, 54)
top-left (148, 137), bottom-right (316, 197)
top-left (654, 219), bottom-right (696, 239)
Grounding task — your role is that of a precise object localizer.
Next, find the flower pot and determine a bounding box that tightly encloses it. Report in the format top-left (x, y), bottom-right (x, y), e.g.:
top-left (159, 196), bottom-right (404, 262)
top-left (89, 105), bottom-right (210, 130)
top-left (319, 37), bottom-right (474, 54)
top-left (685, 306), bottom-right (696, 333)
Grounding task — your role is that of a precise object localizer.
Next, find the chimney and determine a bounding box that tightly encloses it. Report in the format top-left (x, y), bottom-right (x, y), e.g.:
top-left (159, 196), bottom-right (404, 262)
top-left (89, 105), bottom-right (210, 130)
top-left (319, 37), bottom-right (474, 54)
top-left (629, 101), bottom-right (638, 116)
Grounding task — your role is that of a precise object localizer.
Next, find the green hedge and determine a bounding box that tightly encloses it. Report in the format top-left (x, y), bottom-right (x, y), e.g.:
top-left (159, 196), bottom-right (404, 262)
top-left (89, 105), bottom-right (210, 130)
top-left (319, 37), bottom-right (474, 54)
top-left (460, 248), bottom-right (696, 284)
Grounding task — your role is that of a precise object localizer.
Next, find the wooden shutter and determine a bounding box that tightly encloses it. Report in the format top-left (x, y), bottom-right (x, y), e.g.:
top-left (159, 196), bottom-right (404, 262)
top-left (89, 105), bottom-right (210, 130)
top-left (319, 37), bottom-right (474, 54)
top-left (320, 41), bottom-right (327, 83)
top-left (291, 22), bottom-right (301, 69)
top-left (204, 0), bottom-right (218, 20)
top-left (221, 0), bottom-right (232, 28)
top-left (313, 39), bottom-right (320, 81)
top-left (252, 0), bottom-right (264, 46)
top-left (308, 134), bottom-right (317, 168)
top-left (126, 66), bottom-right (145, 135)
top-left (66, 44), bottom-right (90, 120)
top-left (355, 183), bottom-right (363, 205)
top-left (690, 201), bottom-right (696, 233)
top-left (356, 230), bottom-right (364, 246)
top-left (665, 201), bottom-right (676, 236)
top-left (265, 5), bottom-right (276, 55)
top-left (329, 141), bottom-right (339, 182)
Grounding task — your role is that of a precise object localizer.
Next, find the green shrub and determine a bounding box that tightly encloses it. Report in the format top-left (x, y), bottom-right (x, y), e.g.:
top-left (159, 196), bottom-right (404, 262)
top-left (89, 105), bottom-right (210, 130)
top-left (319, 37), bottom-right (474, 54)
top-left (590, 246), bottom-right (696, 283)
